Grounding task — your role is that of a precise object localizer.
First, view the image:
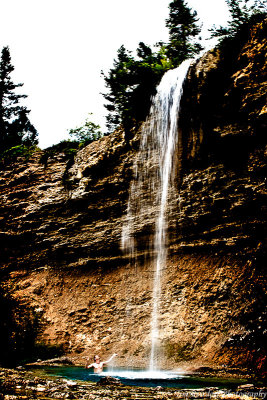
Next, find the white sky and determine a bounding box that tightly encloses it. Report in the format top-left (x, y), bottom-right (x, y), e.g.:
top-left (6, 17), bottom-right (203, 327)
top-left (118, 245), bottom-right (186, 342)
top-left (0, 0), bottom-right (230, 149)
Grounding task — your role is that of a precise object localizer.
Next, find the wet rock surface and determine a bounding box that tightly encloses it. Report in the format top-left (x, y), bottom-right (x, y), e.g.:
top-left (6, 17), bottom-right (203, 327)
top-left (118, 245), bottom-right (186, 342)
top-left (0, 19), bottom-right (266, 373)
top-left (0, 368), bottom-right (266, 400)
top-left (96, 376), bottom-right (122, 386)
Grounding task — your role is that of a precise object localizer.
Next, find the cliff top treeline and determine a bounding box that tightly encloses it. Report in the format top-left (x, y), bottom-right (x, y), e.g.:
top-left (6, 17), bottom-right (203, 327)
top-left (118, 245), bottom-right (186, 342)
top-left (101, 0), bottom-right (266, 134)
top-left (0, 0), bottom-right (266, 162)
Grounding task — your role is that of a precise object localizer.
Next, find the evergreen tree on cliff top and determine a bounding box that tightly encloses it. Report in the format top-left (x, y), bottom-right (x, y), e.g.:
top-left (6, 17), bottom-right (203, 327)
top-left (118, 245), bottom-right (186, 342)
top-left (210, 0), bottom-right (267, 43)
top-left (102, 45), bottom-right (135, 132)
top-left (102, 0), bottom-right (202, 134)
top-left (0, 46), bottom-right (38, 154)
top-left (102, 43), bottom-right (168, 133)
top-left (166, 0), bottom-right (202, 66)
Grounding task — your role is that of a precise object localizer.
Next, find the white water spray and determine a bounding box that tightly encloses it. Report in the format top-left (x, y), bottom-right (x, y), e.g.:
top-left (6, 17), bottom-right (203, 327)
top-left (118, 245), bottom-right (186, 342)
top-left (121, 60), bottom-right (192, 371)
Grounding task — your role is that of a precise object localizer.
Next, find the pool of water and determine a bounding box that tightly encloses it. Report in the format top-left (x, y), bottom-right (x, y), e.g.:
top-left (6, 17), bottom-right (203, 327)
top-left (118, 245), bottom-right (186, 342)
top-left (29, 365), bottom-right (248, 389)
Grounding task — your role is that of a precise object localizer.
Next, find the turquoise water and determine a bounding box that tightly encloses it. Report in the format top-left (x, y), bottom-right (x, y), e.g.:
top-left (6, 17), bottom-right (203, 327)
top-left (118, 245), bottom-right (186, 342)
top-left (29, 365), bottom-right (248, 389)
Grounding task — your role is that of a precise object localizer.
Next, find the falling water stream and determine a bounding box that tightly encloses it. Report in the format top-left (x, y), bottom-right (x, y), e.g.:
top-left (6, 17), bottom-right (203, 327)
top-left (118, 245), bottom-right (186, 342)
top-left (29, 60), bottom-right (250, 389)
top-left (121, 60), bottom-right (192, 372)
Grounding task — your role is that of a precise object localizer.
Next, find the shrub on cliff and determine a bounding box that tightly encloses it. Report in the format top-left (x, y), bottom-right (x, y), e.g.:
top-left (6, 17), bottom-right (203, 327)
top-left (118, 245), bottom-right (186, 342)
top-left (68, 113), bottom-right (103, 146)
top-left (40, 114), bottom-right (102, 169)
top-left (0, 46), bottom-right (38, 156)
top-left (0, 144), bottom-right (38, 164)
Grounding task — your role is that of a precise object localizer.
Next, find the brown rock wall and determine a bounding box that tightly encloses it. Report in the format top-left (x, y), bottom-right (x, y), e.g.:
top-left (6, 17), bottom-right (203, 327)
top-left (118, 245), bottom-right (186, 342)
top-left (5, 250), bottom-right (264, 371)
top-left (0, 18), bottom-right (266, 373)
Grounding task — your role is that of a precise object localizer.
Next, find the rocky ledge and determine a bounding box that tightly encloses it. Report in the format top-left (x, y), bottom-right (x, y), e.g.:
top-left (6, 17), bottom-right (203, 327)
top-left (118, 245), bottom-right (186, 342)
top-left (0, 368), bottom-right (266, 400)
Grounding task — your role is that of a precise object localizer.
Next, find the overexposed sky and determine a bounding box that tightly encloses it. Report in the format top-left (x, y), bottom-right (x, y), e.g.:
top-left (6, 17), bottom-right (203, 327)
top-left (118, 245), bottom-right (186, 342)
top-left (0, 0), bottom-right (229, 148)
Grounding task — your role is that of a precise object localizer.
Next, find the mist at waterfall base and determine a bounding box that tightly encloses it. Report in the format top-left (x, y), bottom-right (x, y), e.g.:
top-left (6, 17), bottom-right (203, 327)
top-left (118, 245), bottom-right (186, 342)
top-left (29, 365), bottom-right (247, 389)
top-left (121, 60), bottom-right (192, 373)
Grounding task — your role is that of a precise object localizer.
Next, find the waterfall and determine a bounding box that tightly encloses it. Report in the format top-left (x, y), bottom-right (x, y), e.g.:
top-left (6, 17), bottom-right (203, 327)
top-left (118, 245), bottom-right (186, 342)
top-left (121, 59), bottom-right (192, 371)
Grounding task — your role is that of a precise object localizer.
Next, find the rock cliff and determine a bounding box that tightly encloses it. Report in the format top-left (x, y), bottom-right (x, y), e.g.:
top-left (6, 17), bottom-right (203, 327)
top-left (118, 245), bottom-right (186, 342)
top-left (0, 18), bottom-right (266, 375)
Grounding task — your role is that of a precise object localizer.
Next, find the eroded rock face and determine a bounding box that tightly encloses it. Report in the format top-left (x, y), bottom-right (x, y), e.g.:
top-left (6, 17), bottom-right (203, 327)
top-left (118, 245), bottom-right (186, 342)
top-left (0, 19), bottom-right (266, 374)
top-left (0, 129), bottom-right (132, 271)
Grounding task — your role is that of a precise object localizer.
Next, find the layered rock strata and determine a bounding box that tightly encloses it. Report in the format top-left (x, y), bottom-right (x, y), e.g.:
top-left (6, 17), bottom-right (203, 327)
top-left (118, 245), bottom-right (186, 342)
top-left (0, 18), bottom-right (266, 374)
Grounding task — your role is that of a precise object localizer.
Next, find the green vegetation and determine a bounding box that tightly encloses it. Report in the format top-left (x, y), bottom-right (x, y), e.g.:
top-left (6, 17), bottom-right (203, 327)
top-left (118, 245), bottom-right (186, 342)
top-left (0, 46), bottom-right (38, 158)
top-left (102, 42), bottom-right (172, 133)
top-left (102, 0), bottom-right (203, 134)
top-left (210, 0), bottom-right (266, 44)
top-left (68, 113), bottom-right (102, 146)
top-left (0, 144), bottom-right (38, 163)
top-left (102, 0), bottom-right (266, 136)
top-left (1, 0), bottom-right (266, 156)
top-left (40, 114), bottom-right (102, 169)
top-left (165, 0), bottom-right (203, 65)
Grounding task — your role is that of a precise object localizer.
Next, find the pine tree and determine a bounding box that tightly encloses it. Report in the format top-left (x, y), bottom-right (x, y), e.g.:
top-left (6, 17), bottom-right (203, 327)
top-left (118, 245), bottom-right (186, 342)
top-left (0, 46), bottom-right (38, 153)
top-left (101, 1), bottom-right (203, 133)
top-left (102, 45), bottom-right (135, 132)
top-left (166, 0), bottom-right (202, 65)
top-left (210, 0), bottom-right (266, 43)
top-left (102, 43), bottom-right (169, 133)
